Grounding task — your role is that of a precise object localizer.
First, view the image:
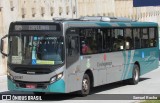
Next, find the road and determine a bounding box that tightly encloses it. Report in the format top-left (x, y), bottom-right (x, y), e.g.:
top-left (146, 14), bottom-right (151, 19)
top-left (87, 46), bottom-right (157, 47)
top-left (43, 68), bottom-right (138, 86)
top-left (1, 67), bottom-right (160, 103)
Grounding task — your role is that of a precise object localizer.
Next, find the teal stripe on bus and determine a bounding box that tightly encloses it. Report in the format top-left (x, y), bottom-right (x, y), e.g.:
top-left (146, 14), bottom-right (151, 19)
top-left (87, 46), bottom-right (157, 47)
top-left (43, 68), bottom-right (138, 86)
top-left (67, 21), bottom-right (158, 28)
top-left (8, 79), bottom-right (65, 93)
top-left (121, 51), bottom-right (127, 80)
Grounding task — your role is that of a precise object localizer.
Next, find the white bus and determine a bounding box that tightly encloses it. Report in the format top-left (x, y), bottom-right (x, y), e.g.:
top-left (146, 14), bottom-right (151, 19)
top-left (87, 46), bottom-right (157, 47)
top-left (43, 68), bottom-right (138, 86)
top-left (1, 16), bottom-right (159, 96)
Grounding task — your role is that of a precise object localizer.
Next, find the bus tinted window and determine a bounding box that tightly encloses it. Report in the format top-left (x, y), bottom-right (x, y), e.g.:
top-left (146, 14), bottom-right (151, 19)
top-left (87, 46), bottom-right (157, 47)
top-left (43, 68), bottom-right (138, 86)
top-left (68, 36), bottom-right (79, 56)
top-left (102, 29), bottom-right (112, 52)
top-left (133, 28), bottom-right (141, 49)
top-left (141, 28), bottom-right (149, 48)
top-left (149, 28), bottom-right (156, 47)
top-left (80, 29), bottom-right (98, 54)
top-left (66, 30), bottom-right (79, 68)
top-left (124, 28), bottom-right (133, 50)
top-left (11, 36), bottom-right (19, 55)
top-left (112, 29), bottom-right (124, 51)
top-left (10, 35), bottom-right (64, 65)
top-left (97, 29), bottom-right (103, 53)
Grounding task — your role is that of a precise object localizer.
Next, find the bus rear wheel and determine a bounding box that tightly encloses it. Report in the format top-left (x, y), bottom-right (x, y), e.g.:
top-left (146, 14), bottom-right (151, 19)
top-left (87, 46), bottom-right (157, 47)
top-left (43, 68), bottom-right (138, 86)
top-left (129, 64), bottom-right (140, 85)
top-left (79, 74), bottom-right (90, 96)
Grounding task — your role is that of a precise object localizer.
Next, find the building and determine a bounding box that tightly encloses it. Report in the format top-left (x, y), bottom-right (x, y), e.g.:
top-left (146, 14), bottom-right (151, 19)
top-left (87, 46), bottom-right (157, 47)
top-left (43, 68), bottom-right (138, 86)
top-left (78, 0), bottom-right (115, 17)
top-left (0, 0), bottom-right (160, 75)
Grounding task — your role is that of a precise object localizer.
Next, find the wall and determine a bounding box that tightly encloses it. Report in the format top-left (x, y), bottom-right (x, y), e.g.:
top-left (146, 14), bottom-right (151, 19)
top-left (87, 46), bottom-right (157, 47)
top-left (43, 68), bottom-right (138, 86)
top-left (0, 0), bottom-right (77, 75)
top-left (0, 0), bottom-right (160, 75)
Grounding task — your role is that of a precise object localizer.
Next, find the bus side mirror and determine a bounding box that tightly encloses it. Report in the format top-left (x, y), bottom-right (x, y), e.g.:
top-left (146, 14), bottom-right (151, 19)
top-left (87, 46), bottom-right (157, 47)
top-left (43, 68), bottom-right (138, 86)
top-left (1, 35), bottom-right (8, 56)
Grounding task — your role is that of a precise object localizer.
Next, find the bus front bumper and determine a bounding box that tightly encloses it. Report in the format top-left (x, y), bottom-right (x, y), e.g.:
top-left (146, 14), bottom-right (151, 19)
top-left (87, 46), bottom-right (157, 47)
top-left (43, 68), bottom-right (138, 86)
top-left (8, 79), bottom-right (65, 93)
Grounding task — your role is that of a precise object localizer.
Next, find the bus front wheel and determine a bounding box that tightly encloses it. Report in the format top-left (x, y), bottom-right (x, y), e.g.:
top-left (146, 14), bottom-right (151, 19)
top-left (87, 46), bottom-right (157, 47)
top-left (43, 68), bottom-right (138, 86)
top-left (79, 73), bottom-right (90, 96)
top-left (130, 64), bottom-right (140, 85)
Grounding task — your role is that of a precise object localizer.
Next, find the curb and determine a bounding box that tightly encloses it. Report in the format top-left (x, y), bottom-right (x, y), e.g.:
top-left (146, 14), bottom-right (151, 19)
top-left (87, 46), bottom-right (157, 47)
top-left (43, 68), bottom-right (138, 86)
top-left (0, 75), bottom-right (7, 83)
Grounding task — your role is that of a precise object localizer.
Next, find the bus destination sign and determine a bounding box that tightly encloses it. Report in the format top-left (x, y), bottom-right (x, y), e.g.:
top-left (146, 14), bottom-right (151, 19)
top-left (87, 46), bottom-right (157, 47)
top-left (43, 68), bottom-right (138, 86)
top-left (14, 25), bottom-right (57, 31)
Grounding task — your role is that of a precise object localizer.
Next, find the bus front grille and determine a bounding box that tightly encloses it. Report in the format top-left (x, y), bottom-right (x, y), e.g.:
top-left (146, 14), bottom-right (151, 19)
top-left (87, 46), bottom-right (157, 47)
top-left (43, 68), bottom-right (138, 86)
top-left (15, 81), bottom-right (49, 89)
top-left (13, 67), bottom-right (52, 74)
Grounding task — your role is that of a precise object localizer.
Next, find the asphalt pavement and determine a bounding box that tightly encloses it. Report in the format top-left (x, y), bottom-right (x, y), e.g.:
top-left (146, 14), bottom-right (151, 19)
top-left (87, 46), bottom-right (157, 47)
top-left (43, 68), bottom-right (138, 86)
top-left (1, 66), bottom-right (160, 103)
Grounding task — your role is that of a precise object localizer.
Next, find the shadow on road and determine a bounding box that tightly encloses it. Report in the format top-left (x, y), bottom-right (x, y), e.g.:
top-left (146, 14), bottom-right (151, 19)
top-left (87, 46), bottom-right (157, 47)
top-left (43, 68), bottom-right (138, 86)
top-left (0, 78), bottom-right (150, 101)
top-left (90, 78), bottom-right (150, 95)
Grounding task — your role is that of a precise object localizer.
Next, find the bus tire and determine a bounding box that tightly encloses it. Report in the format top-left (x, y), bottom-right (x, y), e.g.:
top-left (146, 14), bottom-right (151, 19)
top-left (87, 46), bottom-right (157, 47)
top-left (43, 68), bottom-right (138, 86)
top-left (33, 92), bottom-right (46, 96)
top-left (79, 73), bottom-right (90, 96)
top-left (129, 64), bottom-right (140, 85)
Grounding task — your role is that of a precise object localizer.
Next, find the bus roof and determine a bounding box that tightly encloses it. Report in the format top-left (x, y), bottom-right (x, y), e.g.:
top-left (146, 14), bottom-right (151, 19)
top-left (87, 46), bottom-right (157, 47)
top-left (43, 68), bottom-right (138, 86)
top-left (12, 20), bottom-right (54, 23)
top-left (11, 16), bottom-right (158, 28)
top-left (65, 21), bottom-right (158, 28)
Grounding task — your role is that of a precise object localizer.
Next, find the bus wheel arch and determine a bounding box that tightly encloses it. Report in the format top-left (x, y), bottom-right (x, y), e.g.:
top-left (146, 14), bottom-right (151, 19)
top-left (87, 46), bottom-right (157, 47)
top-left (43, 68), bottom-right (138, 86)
top-left (85, 69), bottom-right (94, 88)
top-left (78, 69), bottom-right (94, 96)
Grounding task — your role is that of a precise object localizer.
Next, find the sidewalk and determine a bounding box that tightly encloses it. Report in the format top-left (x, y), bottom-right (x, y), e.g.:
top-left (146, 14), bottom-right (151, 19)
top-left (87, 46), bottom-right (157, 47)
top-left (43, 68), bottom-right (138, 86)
top-left (0, 75), bottom-right (7, 83)
top-left (0, 75), bottom-right (7, 92)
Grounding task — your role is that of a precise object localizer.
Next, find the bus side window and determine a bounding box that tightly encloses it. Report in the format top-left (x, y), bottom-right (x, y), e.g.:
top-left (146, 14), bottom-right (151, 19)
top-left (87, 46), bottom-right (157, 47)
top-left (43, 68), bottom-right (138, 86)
top-left (141, 28), bottom-right (149, 48)
top-left (102, 29), bottom-right (112, 52)
top-left (112, 29), bottom-right (124, 51)
top-left (80, 28), bottom-right (98, 55)
top-left (149, 28), bottom-right (156, 47)
top-left (133, 28), bottom-right (141, 49)
top-left (124, 28), bottom-right (133, 50)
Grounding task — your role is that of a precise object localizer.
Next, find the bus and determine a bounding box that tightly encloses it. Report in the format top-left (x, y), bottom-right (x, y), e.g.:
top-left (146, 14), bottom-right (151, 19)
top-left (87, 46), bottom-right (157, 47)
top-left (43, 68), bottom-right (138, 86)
top-left (0, 16), bottom-right (159, 96)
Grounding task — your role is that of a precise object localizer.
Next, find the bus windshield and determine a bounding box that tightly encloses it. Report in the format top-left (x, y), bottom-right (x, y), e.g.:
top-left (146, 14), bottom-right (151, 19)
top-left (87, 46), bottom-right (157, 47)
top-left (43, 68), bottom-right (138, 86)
top-left (9, 35), bottom-right (64, 65)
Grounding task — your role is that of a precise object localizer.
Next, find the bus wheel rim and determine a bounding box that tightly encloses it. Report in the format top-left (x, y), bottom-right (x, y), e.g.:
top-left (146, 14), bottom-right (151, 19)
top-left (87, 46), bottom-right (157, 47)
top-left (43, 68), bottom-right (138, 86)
top-left (134, 68), bottom-right (139, 81)
top-left (82, 78), bottom-right (88, 92)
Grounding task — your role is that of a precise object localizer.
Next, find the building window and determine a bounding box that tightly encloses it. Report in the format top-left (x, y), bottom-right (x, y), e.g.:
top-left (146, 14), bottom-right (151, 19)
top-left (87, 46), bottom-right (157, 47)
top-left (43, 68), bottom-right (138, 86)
top-left (73, 6), bottom-right (76, 14)
top-left (32, 8), bottom-right (36, 17)
top-left (41, 7), bottom-right (45, 17)
top-left (10, 0), bottom-right (14, 11)
top-left (50, 7), bottom-right (54, 16)
top-left (66, 6), bottom-right (69, 15)
top-left (21, 8), bottom-right (26, 18)
top-left (59, 7), bottom-right (63, 15)
top-left (0, 1), bottom-right (3, 12)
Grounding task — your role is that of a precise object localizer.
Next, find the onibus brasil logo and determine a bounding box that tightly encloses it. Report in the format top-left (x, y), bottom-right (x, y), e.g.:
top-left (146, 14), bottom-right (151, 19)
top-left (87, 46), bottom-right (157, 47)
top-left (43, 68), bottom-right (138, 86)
top-left (1, 95), bottom-right (42, 101)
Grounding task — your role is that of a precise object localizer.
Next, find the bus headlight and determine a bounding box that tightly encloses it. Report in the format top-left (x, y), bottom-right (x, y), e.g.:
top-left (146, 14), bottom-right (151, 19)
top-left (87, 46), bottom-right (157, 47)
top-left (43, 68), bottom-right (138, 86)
top-left (57, 73), bottom-right (63, 79)
top-left (7, 72), bottom-right (14, 81)
top-left (50, 76), bottom-right (57, 83)
top-left (50, 72), bottom-right (63, 84)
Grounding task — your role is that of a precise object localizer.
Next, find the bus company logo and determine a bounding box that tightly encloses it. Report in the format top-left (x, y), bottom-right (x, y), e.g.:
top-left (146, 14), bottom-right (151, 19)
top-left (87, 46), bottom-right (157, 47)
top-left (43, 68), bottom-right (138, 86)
top-left (2, 95), bottom-right (11, 100)
top-left (1, 95), bottom-right (42, 101)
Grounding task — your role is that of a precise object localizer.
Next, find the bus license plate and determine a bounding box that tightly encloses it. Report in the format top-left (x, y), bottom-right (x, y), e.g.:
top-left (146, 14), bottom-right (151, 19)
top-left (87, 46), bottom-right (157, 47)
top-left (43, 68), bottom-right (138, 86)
top-left (26, 84), bottom-right (37, 89)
